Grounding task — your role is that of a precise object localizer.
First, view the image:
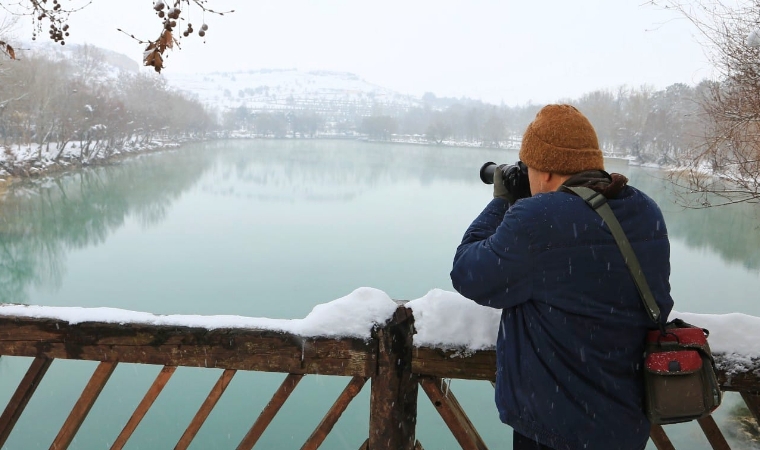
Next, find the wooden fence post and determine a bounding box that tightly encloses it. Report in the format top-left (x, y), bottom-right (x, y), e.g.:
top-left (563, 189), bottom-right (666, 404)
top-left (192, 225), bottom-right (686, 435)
top-left (369, 304), bottom-right (418, 449)
top-left (740, 391), bottom-right (760, 427)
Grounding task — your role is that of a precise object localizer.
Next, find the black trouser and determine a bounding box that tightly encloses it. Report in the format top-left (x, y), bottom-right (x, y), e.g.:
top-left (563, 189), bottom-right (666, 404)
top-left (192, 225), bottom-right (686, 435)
top-left (513, 431), bottom-right (554, 450)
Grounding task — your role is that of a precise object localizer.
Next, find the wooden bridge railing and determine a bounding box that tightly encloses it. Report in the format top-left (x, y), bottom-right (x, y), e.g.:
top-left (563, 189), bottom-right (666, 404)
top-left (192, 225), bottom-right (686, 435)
top-left (0, 304), bottom-right (758, 449)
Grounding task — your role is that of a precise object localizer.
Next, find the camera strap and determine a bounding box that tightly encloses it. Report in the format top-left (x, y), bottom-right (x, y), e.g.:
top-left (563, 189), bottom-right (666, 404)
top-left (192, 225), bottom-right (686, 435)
top-left (564, 186), bottom-right (662, 326)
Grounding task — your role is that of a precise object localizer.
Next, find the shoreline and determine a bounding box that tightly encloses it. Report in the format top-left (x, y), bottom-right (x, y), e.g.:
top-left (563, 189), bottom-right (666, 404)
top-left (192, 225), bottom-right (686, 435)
top-left (0, 136), bottom-right (209, 188)
top-left (0, 135), bottom-right (645, 191)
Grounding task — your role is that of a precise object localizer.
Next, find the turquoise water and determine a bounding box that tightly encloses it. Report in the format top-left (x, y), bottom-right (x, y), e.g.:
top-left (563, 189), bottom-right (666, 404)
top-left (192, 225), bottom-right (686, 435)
top-left (1, 140), bottom-right (758, 449)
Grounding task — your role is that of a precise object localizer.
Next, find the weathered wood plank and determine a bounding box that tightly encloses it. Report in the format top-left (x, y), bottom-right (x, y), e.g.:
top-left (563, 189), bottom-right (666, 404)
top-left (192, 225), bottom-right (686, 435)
top-left (301, 376), bottom-right (367, 450)
top-left (361, 437), bottom-right (425, 450)
top-left (413, 347), bottom-right (760, 392)
top-left (717, 371), bottom-right (760, 392)
top-left (236, 373), bottom-right (304, 450)
top-left (359, 437), bottom-right (425, 450)
top-left (51, 361), bottom-right (118, 450)
top-left (0, 356), bottom-right (53, 448)
top-left (740, 391), bottom-right (760, 427)
top-left (649, 424), bottom-right (676, 450)
top-left (369, 307), bottom-right (418, 450)
top-left (111, 365), bottom-right (177, 450)
top-left (418, 377), bottom-right (487, 450)
top-left (1, 318), bottom-right (758, 389)
top-left (412, 348), bottom-right (496, 381)
top-left (175, 369), bottom-right (236, 450)
top-left (0, 318), bottom-right (375, 377)
top-left (697, 415), bottom-right (731, 450)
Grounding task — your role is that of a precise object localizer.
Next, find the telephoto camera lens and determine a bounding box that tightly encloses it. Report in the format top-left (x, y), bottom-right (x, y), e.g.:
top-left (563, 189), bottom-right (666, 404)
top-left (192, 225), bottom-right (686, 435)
top-left (478, 161), bottom-right (532, 202)
top-left (479, 162), bottom-right (497, 184)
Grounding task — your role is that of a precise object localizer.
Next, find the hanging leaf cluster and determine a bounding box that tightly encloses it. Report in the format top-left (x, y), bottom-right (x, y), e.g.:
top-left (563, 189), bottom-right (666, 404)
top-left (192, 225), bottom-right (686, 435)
top-left (126, 0), bottom-right (233, 73)
top-left (21, 0), bottom-right (87, 46)
top-left (143, 29), bottom-right (177, 73)
top-left (4, 0), bottom-right (234, 72)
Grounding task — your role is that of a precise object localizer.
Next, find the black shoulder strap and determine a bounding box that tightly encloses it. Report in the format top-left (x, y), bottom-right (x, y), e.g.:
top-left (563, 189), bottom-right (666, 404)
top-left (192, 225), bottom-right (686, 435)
top-left (565, 186), bottom-right (662, 325)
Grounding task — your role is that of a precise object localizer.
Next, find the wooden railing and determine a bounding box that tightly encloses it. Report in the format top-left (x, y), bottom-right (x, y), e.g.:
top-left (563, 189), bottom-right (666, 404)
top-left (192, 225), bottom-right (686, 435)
top-left (0, 305), bottom-right (758, 449)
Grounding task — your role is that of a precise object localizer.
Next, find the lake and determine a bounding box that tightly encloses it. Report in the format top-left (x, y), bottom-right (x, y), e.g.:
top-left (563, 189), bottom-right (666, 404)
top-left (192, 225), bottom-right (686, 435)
top-left (1, 139), bottom-right (759, 449)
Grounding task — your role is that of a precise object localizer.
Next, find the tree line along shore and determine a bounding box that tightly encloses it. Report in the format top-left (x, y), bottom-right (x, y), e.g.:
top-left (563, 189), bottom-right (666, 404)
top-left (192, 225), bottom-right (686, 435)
top-left (0, 45), bottom-right (718, 189)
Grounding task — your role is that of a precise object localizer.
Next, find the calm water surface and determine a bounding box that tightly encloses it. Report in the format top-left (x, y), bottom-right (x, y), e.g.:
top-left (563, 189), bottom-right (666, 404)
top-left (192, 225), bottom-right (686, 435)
top-left (1, 140), bottom-right (758, 449)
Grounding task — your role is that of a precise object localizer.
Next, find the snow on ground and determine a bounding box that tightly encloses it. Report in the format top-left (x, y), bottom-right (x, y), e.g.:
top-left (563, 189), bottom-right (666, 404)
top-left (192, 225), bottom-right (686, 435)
top-left (0, 138), bottom-right (186, 180)
top-left (2, 288), bottom-right (759, 374)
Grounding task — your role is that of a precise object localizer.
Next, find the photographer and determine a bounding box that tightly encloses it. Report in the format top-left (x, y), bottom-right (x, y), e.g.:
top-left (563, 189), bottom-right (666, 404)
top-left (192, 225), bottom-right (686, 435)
top-left (451, 105), bottom-right (674, 450)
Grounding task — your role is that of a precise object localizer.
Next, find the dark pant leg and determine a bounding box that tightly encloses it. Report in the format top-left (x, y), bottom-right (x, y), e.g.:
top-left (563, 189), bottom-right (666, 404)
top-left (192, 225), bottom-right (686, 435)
top-left (513, 430), bottom-right (554, 450)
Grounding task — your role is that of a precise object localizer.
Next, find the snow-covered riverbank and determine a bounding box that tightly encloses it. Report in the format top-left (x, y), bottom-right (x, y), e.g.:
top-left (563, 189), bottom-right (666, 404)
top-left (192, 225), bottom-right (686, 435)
top-left (0, 135), bottom-right (209, 184)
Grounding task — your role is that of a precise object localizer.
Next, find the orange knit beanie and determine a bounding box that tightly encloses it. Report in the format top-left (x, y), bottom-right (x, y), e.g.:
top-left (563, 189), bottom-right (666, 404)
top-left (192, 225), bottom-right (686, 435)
top-left (519, 104), bottom-right (604, 175)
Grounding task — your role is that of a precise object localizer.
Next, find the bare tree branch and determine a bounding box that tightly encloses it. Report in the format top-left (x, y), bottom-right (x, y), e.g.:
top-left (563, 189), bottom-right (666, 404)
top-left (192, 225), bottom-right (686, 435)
top-left (650, 0), bottom-right (760, 208)
top-left (0, 1), bottom-right (234, 71)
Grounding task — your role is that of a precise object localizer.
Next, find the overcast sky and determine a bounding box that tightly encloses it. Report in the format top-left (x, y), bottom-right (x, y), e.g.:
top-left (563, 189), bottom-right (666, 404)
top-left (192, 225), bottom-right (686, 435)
top-left (15, 0), bottom-right (712, 105)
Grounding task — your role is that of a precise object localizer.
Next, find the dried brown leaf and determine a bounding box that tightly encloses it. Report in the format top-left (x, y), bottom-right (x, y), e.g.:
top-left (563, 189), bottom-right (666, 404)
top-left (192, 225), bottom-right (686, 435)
top-left (153, 52), bottom-right (163, 73)
top-left (160, 30), bottom-right (173, 51)
top-left (143, 49), bottom-right (163, 73)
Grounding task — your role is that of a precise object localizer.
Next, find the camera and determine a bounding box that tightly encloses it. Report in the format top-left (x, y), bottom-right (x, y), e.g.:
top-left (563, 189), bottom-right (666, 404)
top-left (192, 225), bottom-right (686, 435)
top-left (479, 161), bottom-right (531, 200)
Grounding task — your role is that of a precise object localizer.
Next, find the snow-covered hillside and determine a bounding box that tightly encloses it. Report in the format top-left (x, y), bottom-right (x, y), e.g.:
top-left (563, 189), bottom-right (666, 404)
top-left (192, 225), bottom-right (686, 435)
top-left (23, 41), bottom-right (140, 75)
top-left (21, 41), bottom-right (423, 118)
top-left (25, 43), bottom-right (421, 120)
top-left (163, 69), bottom-right (422, 116)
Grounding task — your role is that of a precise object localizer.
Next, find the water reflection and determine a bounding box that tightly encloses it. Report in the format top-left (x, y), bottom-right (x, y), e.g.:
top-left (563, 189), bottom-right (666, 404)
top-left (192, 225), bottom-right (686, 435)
top-left (198, 139), bottom-right (477, 202)
top-left (666, 201), bottom-right (760, 271)
top-left (0, 139), bottom-right (758, 306)
top-left (0, 148), bottom-right (213, 302)
top-left (622, 167), bottom-right (760, 271)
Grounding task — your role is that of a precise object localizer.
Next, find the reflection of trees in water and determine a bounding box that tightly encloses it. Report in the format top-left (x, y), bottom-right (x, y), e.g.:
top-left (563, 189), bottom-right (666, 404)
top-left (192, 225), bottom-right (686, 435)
top-left (0, 148), bottom-right (213, 302)
top-left (200, 140), bottom-right (760, 271)
top-left (627, 169), bottom-right (760, 271)
top-left (0, 239), bottom-right (55, 302)
top-left (200, 139), bottom-right (509, 202)
top-left (723, 401), bottom-right (760, 449)
top-left (207, 142), bottom-right (760, 270)
top-left (2, 140), bottom-right (757, 303)
top-left (669, 206), bottom-right (760, 270)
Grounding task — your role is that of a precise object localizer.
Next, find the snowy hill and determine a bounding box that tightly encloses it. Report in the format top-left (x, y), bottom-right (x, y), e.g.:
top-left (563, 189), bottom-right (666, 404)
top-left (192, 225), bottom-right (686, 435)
top-left (163, 69), bottom-right (422, 117)
top-left (22, 41), bottom-right (140, 74)
top-left (19, 41), bottom-right (423, 118)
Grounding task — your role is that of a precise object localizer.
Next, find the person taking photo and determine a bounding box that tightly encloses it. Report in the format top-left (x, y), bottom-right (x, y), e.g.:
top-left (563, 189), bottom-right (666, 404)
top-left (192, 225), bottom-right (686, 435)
top-left (451, 104), bottom-right (674, 450)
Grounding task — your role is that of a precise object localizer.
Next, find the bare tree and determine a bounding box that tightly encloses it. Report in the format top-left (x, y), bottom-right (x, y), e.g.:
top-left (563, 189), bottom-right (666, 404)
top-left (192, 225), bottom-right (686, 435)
top-left (651, 0), bottom-right (760, 207)
top-left (424, 112), bottom-right (451, 145)
top-left (70, 44), bottom-right (108, 84)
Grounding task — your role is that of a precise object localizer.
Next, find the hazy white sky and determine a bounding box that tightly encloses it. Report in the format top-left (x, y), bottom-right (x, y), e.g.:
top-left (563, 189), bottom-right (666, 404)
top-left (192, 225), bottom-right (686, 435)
top-left (15, 0), bottom-right (712, 105)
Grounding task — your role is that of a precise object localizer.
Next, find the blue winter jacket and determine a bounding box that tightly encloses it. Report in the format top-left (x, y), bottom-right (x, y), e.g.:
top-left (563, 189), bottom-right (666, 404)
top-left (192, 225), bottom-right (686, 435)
top-left (451, 185), bottom-right (673, 450)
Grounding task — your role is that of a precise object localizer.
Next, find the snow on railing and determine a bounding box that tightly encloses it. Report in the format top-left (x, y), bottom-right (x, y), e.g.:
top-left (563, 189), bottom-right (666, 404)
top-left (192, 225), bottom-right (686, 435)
top-left (1, 288), bottom-right (759, 449)
top-left (2, 287), bottom-right (759, 371)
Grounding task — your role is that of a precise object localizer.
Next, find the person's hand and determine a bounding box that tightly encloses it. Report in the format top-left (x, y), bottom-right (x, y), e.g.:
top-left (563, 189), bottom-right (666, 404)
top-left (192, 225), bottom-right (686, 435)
top-left (493, 165), bottom-right (516, 204)
top-left (494, 163), bottom-right (531, 204)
